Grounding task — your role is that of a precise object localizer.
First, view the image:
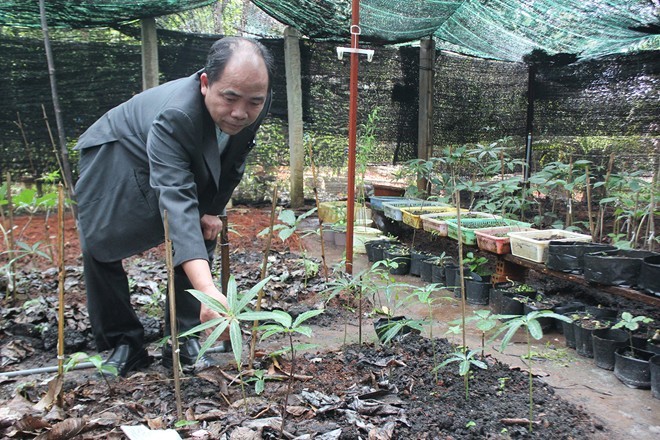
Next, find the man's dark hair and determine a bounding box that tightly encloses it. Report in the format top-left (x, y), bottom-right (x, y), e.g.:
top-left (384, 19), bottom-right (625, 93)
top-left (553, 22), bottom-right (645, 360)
top-left (205, 37), bottom-right (274, 85)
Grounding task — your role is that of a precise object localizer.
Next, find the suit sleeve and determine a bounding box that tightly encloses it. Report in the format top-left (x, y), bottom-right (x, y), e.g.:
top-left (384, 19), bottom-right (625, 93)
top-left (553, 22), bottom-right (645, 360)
top-left (146, 108), bottom-right (208, 266)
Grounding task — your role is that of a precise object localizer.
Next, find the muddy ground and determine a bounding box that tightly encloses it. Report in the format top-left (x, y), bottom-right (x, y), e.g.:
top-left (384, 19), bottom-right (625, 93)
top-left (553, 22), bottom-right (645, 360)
top-left (0, 206), bottom-right (658, 439)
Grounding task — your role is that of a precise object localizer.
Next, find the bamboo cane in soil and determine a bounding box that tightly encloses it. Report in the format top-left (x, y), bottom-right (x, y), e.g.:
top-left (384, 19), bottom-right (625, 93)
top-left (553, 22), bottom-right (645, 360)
top-left (164, 210), bottom-right (183, 421)
top-left (648, 157), bottom-right (658, 251)
top-left (585, 165), bottom-right (595, 239)
top-left (249, 185), bottom-right (278, 367)
top-left (566, 155), bottom-right (574, 227)
top-left (219, 214), bottom-right (229, 294)
top-left (597, 153), bottom-right (615, 242)
top-left (5, 172), bottom-right (15, 300)
top-left (306, 142), bottom-right (329, 281)
top-left (56, 186), bottom-right (65, 377)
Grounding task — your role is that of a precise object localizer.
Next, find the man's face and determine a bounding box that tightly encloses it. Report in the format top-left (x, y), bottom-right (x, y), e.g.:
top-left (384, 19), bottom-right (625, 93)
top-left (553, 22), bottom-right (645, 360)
top-left (200, 52), bottom-right (269, 135)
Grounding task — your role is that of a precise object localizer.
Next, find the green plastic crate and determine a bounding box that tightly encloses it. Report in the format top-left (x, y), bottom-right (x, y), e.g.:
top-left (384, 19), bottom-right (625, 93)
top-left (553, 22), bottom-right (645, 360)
top-left (445, 218), bottom-right (532, 246)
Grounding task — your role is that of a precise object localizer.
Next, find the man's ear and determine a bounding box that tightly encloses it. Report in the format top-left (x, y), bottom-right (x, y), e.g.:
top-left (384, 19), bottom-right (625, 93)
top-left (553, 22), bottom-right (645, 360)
top-left (200, 72), bottom-right (209, 95)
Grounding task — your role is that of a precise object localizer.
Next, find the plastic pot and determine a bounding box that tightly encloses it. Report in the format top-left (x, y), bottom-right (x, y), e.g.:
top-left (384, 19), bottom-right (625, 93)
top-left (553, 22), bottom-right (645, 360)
top-left (465, 273), bottom-right (491, 305)
top-left (584, 305), bottom-right (618, 321)
top-left (365, 239), bottom-right (391, 263)
top-left (410, 250), bottom-right (433, 277)
top-left (546, 241), bottom-right (616, 274)
top-left (614, 347), bottom-right (654, 389)
top-left (639, 255), bottom-right (660, 296)
top-left (553, 302), bottom-right (585, 334)
top-left (574, 315), bottom-right (611, 358)
top-left (651, 354), bottom-right (660, 399)
top-left (562, 314), bottom-right (578, 349)
top-left (384, 246), bottom-right (411, 275)
top-left (583, 249), bottom-right (658, 287)
top-left (373, 316), bottom-right (420, 343)
top-left (592, 328), bottom-right (629, 370)
top-left (430, 260), bottom-right (447, 284)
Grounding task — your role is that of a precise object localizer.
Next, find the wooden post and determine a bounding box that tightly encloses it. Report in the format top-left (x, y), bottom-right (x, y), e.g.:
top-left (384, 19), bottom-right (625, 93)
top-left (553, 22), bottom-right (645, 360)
top-left (418, 37), bottom-right (435, 192)
top-left (141, 17), bottom-right (159, 90)
top-left (284, 26), bottom-right (305, 208)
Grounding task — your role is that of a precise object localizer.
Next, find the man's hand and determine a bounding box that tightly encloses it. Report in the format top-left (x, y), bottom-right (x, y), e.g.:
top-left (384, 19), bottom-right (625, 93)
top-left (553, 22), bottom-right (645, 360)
top-left (200, 214), bottom-right (223, 240)
top-left (182, 259), bottom-right (230, 341)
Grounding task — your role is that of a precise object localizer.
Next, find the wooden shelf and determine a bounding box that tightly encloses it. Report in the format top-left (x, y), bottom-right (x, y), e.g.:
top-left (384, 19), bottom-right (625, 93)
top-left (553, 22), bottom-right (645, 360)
top-left (501, 254), bottom-right (660, 308)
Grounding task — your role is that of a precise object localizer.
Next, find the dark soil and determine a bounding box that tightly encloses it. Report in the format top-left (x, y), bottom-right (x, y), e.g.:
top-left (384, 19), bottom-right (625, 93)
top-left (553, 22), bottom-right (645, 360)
top-left (0, 206), bottom-right (642, 439)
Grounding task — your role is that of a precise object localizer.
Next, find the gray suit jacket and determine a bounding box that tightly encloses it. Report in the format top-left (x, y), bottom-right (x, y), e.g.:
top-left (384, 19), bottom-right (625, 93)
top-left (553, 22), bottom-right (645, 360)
top-left (75, 71), bottom-right (270, 265)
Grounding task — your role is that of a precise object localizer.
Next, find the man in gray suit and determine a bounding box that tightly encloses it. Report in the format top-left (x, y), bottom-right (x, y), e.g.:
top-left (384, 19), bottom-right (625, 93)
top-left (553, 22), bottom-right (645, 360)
top-left (75, 37), bottom-right (273, 376)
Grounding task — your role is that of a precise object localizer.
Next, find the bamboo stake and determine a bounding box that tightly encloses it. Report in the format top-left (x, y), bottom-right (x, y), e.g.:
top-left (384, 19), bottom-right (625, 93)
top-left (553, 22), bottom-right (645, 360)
top-left (164, 210), bottom-right (183, 421)
top-left (585, 165), bottom-right (595, 239)
top-left (5, 172), bottom-right (15, 300)
top-left (305, 142), bottom-right (329, 282)
top-left (56, 185), bottom-right (65, 377)
top-left (597, 153), bottom-right (615, 242)
top-left (219, 214), bottom-right (229, 294)
top-left (648, 157), bottom-right (658, 251)
top-left (249, 186), bottom-right (278, 367)
top-left (566, 155), bottom-right (573, 227)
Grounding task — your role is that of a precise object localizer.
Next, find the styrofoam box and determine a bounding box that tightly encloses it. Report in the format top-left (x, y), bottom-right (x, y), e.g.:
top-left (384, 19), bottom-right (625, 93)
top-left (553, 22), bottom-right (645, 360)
top-left (507, 229), bottom-right (593, 263)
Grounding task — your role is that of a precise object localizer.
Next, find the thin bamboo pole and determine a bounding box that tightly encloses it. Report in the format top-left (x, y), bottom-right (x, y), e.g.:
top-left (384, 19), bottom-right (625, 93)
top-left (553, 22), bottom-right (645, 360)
top-left (56, 185), bottom-right (65, 376)
top-left (5, 172), bottom-right (15, 300)
top-left (648, 157), bottom-right (658, 251)
top-left (597, 153), bottom-right (615, 242)
top-left (585, 165), bottom-right (595, 239)
top-left (164, 210), bottom-right (183, 420)
top-left (219, 214), bottom-right (229, 294)
top-left (249, 186), bottom-right (278, 367)
top-left (306, 142), bottom-right (329, 282)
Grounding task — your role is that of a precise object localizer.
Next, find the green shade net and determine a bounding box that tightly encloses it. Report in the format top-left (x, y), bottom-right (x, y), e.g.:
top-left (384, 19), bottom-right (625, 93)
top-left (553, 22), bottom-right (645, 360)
top-left (0, 0), bottom-right (217, 28)
top-left (1, 1), bottom-right (657, 61)
top-left (251, 0), bottom-right (659, 61)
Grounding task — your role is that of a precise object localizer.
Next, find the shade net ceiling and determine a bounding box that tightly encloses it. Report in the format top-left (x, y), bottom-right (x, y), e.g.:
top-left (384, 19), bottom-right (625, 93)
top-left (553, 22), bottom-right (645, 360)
top-left (1, 1), bottom-right (657, 62)
top-left (252, 0), bottom-right (660, 62)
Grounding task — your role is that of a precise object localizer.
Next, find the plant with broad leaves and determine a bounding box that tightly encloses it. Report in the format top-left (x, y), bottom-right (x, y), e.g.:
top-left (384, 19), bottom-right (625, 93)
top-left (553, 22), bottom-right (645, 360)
top-left (434, 347), bottom-right (487, 400)
top-left (612, 312), bottom-right (653, 355)
top-left (180, 276), bottom-right (278, 382)
top-left (254, 308), bottom-right (324, 438)
top-left (493, 310), bottom-right (573, 433)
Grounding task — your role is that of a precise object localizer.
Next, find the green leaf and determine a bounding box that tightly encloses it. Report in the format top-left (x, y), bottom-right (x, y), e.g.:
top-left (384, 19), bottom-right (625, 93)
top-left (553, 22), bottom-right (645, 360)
top-left (292, 309), bottom-right (324, 328)
top-left (229, 320), bottom-right (243, 367)
top-left (278, 209), bottom-right (297, 226)
top-left (527, 319), bottom-right (543, 340)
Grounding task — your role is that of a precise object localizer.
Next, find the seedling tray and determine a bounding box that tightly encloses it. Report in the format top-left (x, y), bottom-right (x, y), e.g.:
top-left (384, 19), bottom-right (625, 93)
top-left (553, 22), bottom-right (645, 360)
top-left (474, 225), bottom-right (536, 255)
top-left (382, 200), bottom-right (447, 222)
top-left (369, 196), bottom-right (409, 212)
top-left (420, 211), bottom-right (498, 236)
top-left (400, 205), bottom-right (454, 229)
top-left (446, 218), bottom-right (532, 246)
top-left (508, 229), bottom-right (593, 263)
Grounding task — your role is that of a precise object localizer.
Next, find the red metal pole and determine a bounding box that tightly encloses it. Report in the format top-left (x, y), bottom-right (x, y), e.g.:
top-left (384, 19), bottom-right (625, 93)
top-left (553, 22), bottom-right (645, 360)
top-left (345, 0), bottom-right (360, 275)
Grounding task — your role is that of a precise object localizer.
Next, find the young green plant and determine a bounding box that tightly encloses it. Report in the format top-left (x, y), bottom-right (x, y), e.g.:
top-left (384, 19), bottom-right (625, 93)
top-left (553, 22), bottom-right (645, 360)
top-left (493, 310), bottom-right (573, 433)
top-left (612, 312), bottom-right (653, 355)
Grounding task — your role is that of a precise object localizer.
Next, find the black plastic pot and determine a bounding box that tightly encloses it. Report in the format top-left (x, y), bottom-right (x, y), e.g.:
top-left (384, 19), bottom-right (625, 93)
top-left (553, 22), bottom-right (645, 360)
top-left (523, 300), bottom-right (556, 332)
top-left (562, 314), bottom-right (578, 349)
top-left (614, 347), bottom-right (654, 389)
top-left (546, 241), bottom-right (615, 274)
top-left (444, 263), bottom-right (461, 288)
top-left (430, 260), bottom-right (447, 284)
top-left (410, 250), bottom-right (432, 277)
top-left (639, 255), bottom-right (660, 296)
top-left (373, 316), bottom-right (420, 343)
top-left (584, 305), bottom-right (618, 321)
top-left (365, 239), bottom-right (391, 263)
top-left (465, 273), bottom-right (491, 305)
top-left (499, 293), bottom-right (527, 317)
top-left (574, 316), bottom-right (611, 358)
top-left (583, 249), bottom-right (658, 287)
top-left (651, 354), bottom-right (660, 399)
top-left (553, 302), bottom-right (585, 334)
top-left (592, 328), bottom-right (629, 370)
top-left (384, 247), bottom-right (411, 275)
top-left (419, 257), bottom-right (435, 282)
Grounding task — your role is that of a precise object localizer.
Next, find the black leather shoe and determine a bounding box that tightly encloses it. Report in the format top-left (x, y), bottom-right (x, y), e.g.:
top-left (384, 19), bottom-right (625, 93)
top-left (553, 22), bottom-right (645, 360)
top-left (103, 344), bottom-right (152, 377)
top-left (162, 338), bottom-right (229, 371)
